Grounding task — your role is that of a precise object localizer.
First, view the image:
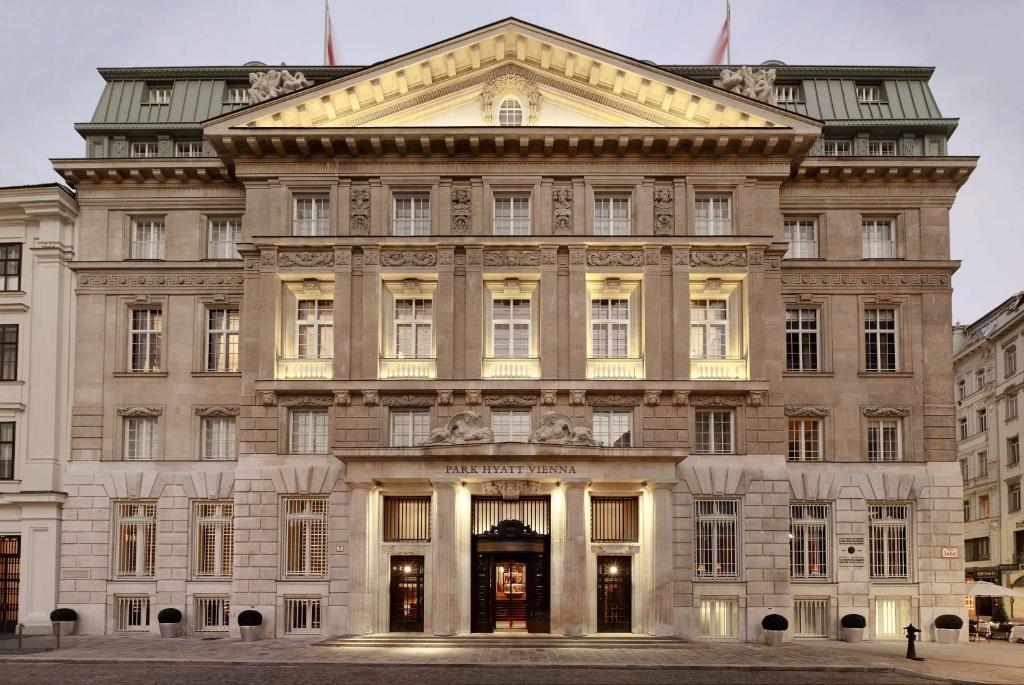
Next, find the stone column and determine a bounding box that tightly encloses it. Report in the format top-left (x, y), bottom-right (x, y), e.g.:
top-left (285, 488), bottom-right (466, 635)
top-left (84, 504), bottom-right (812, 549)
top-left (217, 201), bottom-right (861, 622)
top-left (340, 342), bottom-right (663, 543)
top-left (346, 481), bottom-right (374, 635)
top-left (562, 480), bottom-right (587, 635)
top-left (432, 480), bottom-right (459, 635)
top-left (567, 248), bottom-right (588, 379)
top-left (650, 482), bottom-right (675, 636)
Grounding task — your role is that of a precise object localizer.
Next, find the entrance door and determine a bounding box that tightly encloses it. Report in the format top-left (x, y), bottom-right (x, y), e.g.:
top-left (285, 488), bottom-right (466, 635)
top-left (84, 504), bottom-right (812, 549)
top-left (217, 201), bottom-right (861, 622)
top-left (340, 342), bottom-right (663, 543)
top-left (0, 536), bottom-right (18, 635)
top-left (493, 559), bottom-right (527, 631)
top-left (389, 556), bottom-right (424, 632)
top-left (597, 556), bottom-right (631, 633)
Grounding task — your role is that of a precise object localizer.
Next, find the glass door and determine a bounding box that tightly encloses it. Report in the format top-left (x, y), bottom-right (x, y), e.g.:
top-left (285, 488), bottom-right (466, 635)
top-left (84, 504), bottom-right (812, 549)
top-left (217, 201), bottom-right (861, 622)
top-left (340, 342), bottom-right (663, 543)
top-left (597, 556), bottom-right (631, 633)
top-left (389, 556), bottom-right (424, 632)
top-left (494, 559), bottom-right (527, 631)
top-left (0, 536), bottom-right (18, 635)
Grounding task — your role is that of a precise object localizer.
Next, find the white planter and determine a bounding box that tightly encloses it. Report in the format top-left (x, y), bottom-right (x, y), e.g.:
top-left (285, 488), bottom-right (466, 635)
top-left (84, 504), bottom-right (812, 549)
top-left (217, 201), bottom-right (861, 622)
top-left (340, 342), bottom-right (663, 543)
top-left (52, 621), bottom-right (75, 637)
top-left (158, 622), bottom-right (179, 638)
top-left (842, 627), bottom-right (865, 642)
top-left (763, 629), bottom-right (785, 646)
top-left (239, 625), bottom-right (262, 642)
top-left (935, 627), bottom-right (961, 644)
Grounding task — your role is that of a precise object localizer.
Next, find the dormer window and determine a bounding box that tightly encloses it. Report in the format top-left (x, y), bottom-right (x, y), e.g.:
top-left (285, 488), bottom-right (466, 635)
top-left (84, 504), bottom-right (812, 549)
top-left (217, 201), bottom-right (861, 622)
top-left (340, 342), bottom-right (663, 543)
top-left (225, 85), bottom-right (249, 105)
top-left (856, 83), bottom-right (883, 103)
top-left (498, 97), bottom-right (524, 126)
top-left (773, 84), bottom-right (801, 104)
top-left (147, 85), bottom-right (171, 105)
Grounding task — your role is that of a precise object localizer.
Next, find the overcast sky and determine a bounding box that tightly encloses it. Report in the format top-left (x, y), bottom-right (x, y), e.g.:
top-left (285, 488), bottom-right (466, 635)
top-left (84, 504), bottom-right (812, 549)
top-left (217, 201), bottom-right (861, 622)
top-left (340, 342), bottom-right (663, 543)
top-left (0, 0), bottom-right (1018, 323)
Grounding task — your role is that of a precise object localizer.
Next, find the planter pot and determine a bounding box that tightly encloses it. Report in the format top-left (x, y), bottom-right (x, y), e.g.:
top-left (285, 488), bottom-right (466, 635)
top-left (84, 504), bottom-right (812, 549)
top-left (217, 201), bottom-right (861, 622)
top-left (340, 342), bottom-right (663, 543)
top-left (763, 629), bottom-right (785, 646)
top-left (239, 625), bottom-right (262, 642)
top-left (52, 621), bottom-right (75, 637)
top-left (935, 628), bottom-right (961, 644)
top-left (842, 627), bottom-right (865, 643)
top-left (158, 622), bottom-right (179, 638)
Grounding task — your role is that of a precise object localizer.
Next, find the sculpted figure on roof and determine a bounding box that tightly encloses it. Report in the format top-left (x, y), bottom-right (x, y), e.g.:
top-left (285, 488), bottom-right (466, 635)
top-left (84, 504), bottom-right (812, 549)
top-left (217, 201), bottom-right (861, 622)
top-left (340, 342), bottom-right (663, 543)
top-left (247, 69), bottom-right (312, 104)
top-left (719, 66), bottom-right (777, 105)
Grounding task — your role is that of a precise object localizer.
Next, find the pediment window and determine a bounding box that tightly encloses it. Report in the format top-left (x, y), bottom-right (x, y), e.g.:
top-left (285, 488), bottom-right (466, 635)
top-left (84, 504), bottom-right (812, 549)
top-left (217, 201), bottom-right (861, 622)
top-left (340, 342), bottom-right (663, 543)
top-left (481, 73), bottom-right (540, 126)
top-left (498, 97), bottom-right (524, 126)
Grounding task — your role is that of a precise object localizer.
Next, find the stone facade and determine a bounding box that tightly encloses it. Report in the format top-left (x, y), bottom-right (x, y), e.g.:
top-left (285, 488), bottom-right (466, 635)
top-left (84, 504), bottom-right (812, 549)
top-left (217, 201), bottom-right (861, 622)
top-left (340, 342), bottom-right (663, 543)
top-left (52, 19), bottom-right (974, 642)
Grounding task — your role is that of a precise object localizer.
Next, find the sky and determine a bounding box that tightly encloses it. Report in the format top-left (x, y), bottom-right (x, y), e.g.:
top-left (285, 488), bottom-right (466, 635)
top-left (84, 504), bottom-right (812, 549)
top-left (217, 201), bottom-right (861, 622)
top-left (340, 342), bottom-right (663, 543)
top-left (0, 0), bottom-right (1019, 323)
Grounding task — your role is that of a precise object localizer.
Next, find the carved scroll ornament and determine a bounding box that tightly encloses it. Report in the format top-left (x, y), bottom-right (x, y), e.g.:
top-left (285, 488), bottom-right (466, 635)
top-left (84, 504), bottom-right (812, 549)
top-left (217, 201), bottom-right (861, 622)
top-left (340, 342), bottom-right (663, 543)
top-left (862, 406), bottom-right (910, 418)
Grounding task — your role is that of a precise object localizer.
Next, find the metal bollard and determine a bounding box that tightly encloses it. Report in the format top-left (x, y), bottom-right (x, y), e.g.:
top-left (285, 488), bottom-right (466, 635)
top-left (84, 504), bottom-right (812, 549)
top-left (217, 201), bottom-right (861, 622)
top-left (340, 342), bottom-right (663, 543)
top-left (904, 623), bottom-right (923, 661)
top-left (17, 623), bottom-right (22, 654)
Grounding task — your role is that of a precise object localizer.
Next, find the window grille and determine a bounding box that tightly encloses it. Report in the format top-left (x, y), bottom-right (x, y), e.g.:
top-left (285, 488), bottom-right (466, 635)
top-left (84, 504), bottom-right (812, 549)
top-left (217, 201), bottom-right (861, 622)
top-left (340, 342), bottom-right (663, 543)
top-left (1009, 436), bottom-right (1020, 466)
top-left (690, 299), bottom-right (729, 358)
top-left (206, 307), bottom-right (239, 372)
top-left (790, 504), bottom-right (829, 579)
top-left (594, 195), bottom-right (631, 235)
top-left (821, 140), bottom-right (852, 156)
top-left (493, 194), bottom-right (530, 234)
top-left (394, 298), bottom-right (432, 358)
top-left (868, 140), bottom-right (897, 156)
top-left (282, 498), bottom-right (328, 578)
top-left (124, 417), bottom-right (158, 461)
top-left (862, 219), bottom-right (897, 259)
top-left (114, 502), bottom-right (156, 578)
top-left (783, 219), bottom-right (818, 259)
top-left (793, 599), bottom-right (829, 637)
top-left (699, 598), bottom-right (738, 638)
top-left (694, 196), bottom-right (732, 236)
top-left (393, 194), bottom-right (430, 236)
top-left (695, 410), bottom-right (734, 454)
top-left (0, 422), bottom-right (14, 480)
top-left (875, 598), bottom-right (910, 638)
top-left (294, 196), bottom-right (330, 236)
top-left (193, 501), bottom-right (233, 578)
top-left (0, 325), bottom-right (16, 381)
top-left (497, 97), bottom-right (524, 126)
top-left (296, 299), bottom-right (333, 359)
top-left (868, 504), bottom-right (910, 580)
top-left (115, 596), bottom-right (151, 632)
top-left (175, 141), bottom-right (205, 157)
top-left (1007, 346), bottom-right (1018, 377)
top-left (471, 496), bottom-right (549, 535)
top-left (225, 86), bottom-right (249, 104)
top-left (492, 299), bottom-right (530, 358)
top-left (207, 219), bottom-right (241, 259)
top-left (867, 419), bottom-right (901, 462)
top-left (787, 420), bottom-right (822, 462)
top-left (131, 218), bottom-right (165, 259)
top-left (195, 596), bottom-right (230, 632)
top-left (390, 410), bottom-right (430, 447)
top-left (694, 500), bottom-right (739, 579)
top-left (130, 141), bottom-right (159, 158)
top-left (0, 244), bottom-right (21, 291)
top-left (593, 411), bottom-right (632, 447)
top-left (591, 496), bottom-right (639, 542)
top-left (129, 307), bottom-right (162, 372)
top-left (284, 597), bottom-right (322, 634)
top-left (785, 308), bottom-right (819, 372)
top-left (289, 410), bottom-right (329, 454)
top-left (383, 496), bottom-right (431, 542)
top-left (864, 307), bottom-right (897, 372)
top-left (492, 410), bottom-right (531, 442)
top-left (590, 298), bottom-right (630, 358)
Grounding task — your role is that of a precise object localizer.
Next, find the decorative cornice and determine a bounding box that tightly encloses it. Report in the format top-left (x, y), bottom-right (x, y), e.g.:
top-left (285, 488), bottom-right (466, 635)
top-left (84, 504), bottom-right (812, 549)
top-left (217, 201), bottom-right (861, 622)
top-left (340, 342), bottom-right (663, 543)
top-left (785, 405), bottom-right (830, 418)
top-left (781, 272), bottom-right (951, 288)
top-left (77, 272), bottom-right (243, 290)
top-left (194, 406), bottom-right (240, 417)
top-left (117, 406), bottom-right (162, 417)
top-left (863, 406), bottom-right (911, 418)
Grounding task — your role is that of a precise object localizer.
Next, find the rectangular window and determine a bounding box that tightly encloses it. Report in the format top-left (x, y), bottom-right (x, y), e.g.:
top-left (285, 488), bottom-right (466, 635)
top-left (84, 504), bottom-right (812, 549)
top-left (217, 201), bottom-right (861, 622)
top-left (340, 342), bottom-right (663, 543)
top-left (284, 597), bottom-right (322, 635)
top-left (690, 299), bottom-right (728, 359)
top-left (130, 141), bottom-right (159, 158)
top-left (206, 307), bottom-right (239, 372)
top-left (0, 325), bottom-right (16, 380)
top-left (147, 86), bottom-right (171, 104)
top-left (821, 140), bottom-right (853, 156)
top-left (787, 419), bottom-right (822, 461)
top-left (389, 410), bottom-right (430, 447)
top-left (296, 299), bottom-right (333, 359)
top-left (594, 195), bottom-right (631, 235)
top-left (130, 218), bottom-right (165, 259)
top-left (115, 596), bottom-right (151, 632)
top-left (868, 504), bottom-right (910, 580)
top-left (965, 537), bottom-right (990, 562)
top-left (393, 193), bottom-right (430, 236)
top-left (175, 141), bottom-right (205, 157)
top-left (956, 379), bottom-right (966, 401)
top-left (864, 307), bottom-right (898, 372)
top-left (282, 497), bottom-right (328, 578)
top-left (694, 500), bottom-right (738, 579)
top-left (124, 417), bottom-right (158, 461)
top-left (207, 218), bottom-right (241, 259)
top-left (695, 195), bottom-right (732, 236)
top-left (978, 452), bottom-right (988, 478)
top-left (695, 410), bottom-right (734, 454)
top-left (193, 501), bottom-right (233, 578)
top-left (856, 84), bottom-right (882, 103)
top-left (492, 299), bottom-right (530, 358)
top-left (790, 504), bottom-right (830, 580)
top-left (0, 244), bottom-right (21, 291)
top-left (0, 422), bottom-right (13, 480)
top-left (129, 307), bottom-right (162, 372)
top-left (1009, 394), bottom-right (1019, 420)
top-left (959, 416), bottom-right (968, 441)
top-left (773, 84), bottom-right (800, 103)
top-left (195, 596), bottom-right (231, 632)
top-left (289, 410), bottom-right (329, 454)
top-left (960, 459), bottom-right (968, 482)
top-left (976, 368), bottom-right (986, 390)
top-left (1009, 480), bottom-right (1021, 513)
top-left (492, 410), bottom-right (531, 442)
top-left (293, 196), bottom-right (330, 236)
top-left (493, 194), bottom-right (530, 235)
top-left (1007, 346), bottom-right (1019, 377)
top-left (383, 496), bottom-right (431, 542)
top-left (977, 408), bottom-right (988, 433)
top-left (201, 417), bottom-right (236, 461)
top-left (783, 219), bottom-right (818, 259)
top-left (963, 498), bottom-right (971, 521)
top-left (867, 419), bottom-right (901, 462)
top-left (785, 308), bottom-right (819, 372)
top-left (862, 219), bottom-right (897, 259)
top-left (114, 502), bottom-right (156, 578)
top-left (875, 598), bottom-right (911, 638)
top-left (868, 140), bottom-right (897, 156)
top-left (590, 496), bottom-right (639, 543)
top-left (1009, 435), bottom-right (1020, 466)
top-left (590, 298), bottom-right (629, 358)
top-left (593, 411), bottom-right (632, 447)
top-left (793, 599), bottom-right (829, 637)
top-left (394, 298), bottom-right (432, 358)
top-left (225, 86), bottom-right (249, 104)
top-left (979, 494), bottom-right (991, 518)
top-left (699, 598), bottom-right (738, 639)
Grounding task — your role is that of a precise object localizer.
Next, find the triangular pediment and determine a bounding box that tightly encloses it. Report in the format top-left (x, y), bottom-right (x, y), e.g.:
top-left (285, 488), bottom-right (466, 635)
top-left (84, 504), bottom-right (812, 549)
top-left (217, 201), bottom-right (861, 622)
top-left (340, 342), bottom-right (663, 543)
top-left (206, 19), bottom-right (819, 135)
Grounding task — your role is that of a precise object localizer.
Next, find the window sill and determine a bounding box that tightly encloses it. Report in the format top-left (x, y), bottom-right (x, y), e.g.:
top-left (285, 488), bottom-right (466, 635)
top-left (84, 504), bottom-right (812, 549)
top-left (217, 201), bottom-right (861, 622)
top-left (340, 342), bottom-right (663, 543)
top-left (113, 372), bottom-right (168, 378)
top-left (783, 371), bottom-right (834, 377)
top-left (0, 291), bottom-right (25, 298)
top-left (191, 371), bottom-right (242, 378)
top-left (0, 380), bottom-right (25, 385)
top-left (790, 578), bottom-right (834, 583)
top-left (857, 372), bottom-right (913, 378)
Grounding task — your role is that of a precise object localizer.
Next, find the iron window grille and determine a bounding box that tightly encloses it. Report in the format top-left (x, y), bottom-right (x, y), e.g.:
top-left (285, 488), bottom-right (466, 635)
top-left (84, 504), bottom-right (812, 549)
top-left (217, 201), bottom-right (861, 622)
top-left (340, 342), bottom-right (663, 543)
top-left (471, 496), bottom-right (550, 535)
top-left (868, 504), bottom-right (910, 580)
top-left (383, 496), bottom-right (431, 542)
top-left (284, 597), bottom-right (322, 634)
top-left (790, 503), bottom-right (830, 579)
top-left (699, 598), bottom-right (738, 638)
top-left (282, 497), bottom-right (328, 578)
top-left (694, 499), bottom-right (739, 579)
top-left (114, 502), bottom-right (156, 578)
top-left (193, 501), bottom-right (234, 578)
top-left (195, 596), bottom-right (230, 632)
top-left (115, 596), bottom-right (151, 632)
top-left (793, 598), bottom-right (829, 637)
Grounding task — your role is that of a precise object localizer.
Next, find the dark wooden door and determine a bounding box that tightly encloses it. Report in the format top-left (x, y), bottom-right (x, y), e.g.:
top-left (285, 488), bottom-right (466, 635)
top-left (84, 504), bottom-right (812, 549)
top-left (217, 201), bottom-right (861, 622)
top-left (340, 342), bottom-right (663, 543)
top-left (597, 556), bottom-right (631, 633)
top-left (0, 536), bottom-right (18, 635)
top-left (526, 549), bottom-right (550, 633)
top-left (470, 551), bottom-right (494, 632)
top-left (389, 556), bottom-right (424, 632)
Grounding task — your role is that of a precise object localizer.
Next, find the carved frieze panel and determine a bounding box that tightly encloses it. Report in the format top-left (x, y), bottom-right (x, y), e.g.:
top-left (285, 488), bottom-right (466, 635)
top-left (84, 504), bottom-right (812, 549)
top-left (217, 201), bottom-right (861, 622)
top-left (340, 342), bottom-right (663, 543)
top-left (362, 248), bottom-right (380, 266)
top-left (194, 406), bottom-right (241, 417)
top-left (785, 405), bottom-right (830, 417)
top-left (654, 187), bottom-right (674, 235)
top-left (77, 273), bottom-right (244, 290)
top-left (278, 251), bottom-right (335, 268)
top-left (588, 394), bottom-right (643, 407)
top-left (482, 479), bottom-right (540, 501)
top-left (552, 185), bottom-right (573, 234)
top-left (781, 273), bottom-right (952, 288)
top-left (278, 394), bottom-right (333, 408)
top-left (688, 251), bottom-right (747, 268)
top-left (862, 406), bottom-right (911, 418)
top-left (483, 393), bottom-right (538, 408)
top-left (117, 406), bottom-right (162, 417)
top-left (689, 395), bottom-right (744, 408)
top-left (350, 186), bottom-right (370, 235)
top-left (483, 250), bottom-right (540, 267)
top-left (451, 185), bottom-right (472, 234)
top-left (381, 394), bottom-right (436, 407)
top-left (380, 250), bottom-right (437, 267)
top-left (587, 251), bottom-right (644, 267)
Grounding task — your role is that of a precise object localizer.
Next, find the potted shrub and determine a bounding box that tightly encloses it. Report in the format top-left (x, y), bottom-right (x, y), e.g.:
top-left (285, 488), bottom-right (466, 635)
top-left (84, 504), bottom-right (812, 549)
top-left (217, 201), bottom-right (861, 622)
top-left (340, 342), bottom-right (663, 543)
top-left (49, 608), bottom-right (77, 637)
top-left (157, 608), bottom-right (182, 638)
top-left (841, 613), bottom-right (867, 642)
top-left (761, 613), bottom-right (788, 646)
top-left (238, 609), bottom-right (263, 642)
top-left (934, 614), bottom-right (964, 644)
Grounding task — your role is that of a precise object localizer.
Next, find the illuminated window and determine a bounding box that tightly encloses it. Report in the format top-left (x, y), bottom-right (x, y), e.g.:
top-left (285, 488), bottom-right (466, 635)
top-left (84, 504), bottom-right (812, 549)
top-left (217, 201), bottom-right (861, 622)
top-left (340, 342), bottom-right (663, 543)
top-left (192, 501), bottom-right (233, 578)
top-left (282, 497), bottom-right (328, 578)
top-left (492, 299), bottom-right (530, 358)
top-left (590, 496), bottom-right (639, 542)
top-left (383, 496), bottom-right (431, 542)
top-left (498, 97), bottom-right (524, 126)
top-left (114, 502), bottom-right (156, 578)
top-left (591, 299), bottom-right (630, 358)
top-left (790, 503), bottom-right (830, 579)
top-left (296, 299), bottom-right (333, 359)
top-left (875, 598), bottom-right (911, 638)
top-left (700, 598), bottom-right (738, 639)
top-left (793, 599), bottom-right (829, 637)
top-left (694, 500), bottom-right (738, 579)
top-left (394, 298), bottom-right (432, 358)
top-left (691, 299), bottom-right (729, 359)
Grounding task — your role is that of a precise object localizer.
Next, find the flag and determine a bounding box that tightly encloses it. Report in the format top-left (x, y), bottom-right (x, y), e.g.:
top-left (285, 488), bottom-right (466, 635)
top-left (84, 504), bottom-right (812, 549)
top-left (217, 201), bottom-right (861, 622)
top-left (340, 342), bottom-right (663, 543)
top-left (324, 1), bottom-right (337, 66)
top-left (708, 2), bottom-right (730, 65)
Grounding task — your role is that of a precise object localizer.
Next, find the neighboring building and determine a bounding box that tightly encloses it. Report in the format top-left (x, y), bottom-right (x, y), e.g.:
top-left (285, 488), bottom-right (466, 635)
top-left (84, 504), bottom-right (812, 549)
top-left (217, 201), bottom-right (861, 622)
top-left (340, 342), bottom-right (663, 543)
top-left (0, 184), bottom-right (77, 634)
top-left (954, 292), bottom-right (1024, 618)
top-left (53, 19), bottom-right (975, 641)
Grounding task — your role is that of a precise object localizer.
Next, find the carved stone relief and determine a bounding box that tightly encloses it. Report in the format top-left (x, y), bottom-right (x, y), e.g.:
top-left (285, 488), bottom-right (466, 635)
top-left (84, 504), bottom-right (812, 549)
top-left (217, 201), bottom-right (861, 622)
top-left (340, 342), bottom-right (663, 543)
top-left (552, 185), bottom-right (573, 234)
top-left (465, 390), bottom-right (482, 405)
top-left (437, 390), bottom-right (454, 406)
top-left (746, 391), bottom-right (767, 407)
top-left (362, 390), bottom-right (379, 406)
top-left (424, 410), bottom-right (494, 445)
top-left (194, 406), bottom-right (240, 417)
top-left (672, 391), bottom-right (690, 407)
top-left (654, 187), bottom-right (674, 235)
top-left (381, 394), bottom-right (435, 407)
top-left (117, 406), bottom-right (162, 417)
top-left (278, 251), bottom-right (334, 268)
top-left (569, 390), bottom-right (586, 406)
top-left (540, 390), bottom-right (557, 406)
top-left (380, 251), bottom-right (437, 267)
top-left (719, 66), bottom-right (777, 105)
top-left (862, 406), bottom-right (911, 418)
top-left (483, 250), bottom-right (540, 267)
top-left (481, 479), bottom-right (540, 501)
top-left (350, 186), bottom-right (370, 235)
top-left (333, 391), bottom-right (351, 407)
top-left (483, 394), bottom-right (537, 408)
top-left (785, 405), bottom-right (830, 417)
top-left (480, 73), bottom-right (541, 125)
top-left (256, 391), bottom-right (277, 407)
top-left (529, 413), bottom-right (600, 446)
top-left (247, 69), bottom-right (311, 104)
top-left (644, 390), bottom-right (661, 406)
top-left (278, 394), bottom-right (333, 408)
top-left (451, 185), bottom-right (472, 234)
top-left (689, 251), bottom-right (747, 268)
top-left (689, 395), bottom-right (745, 408)
top-left (588, 394), bottom-right (643, 407)
top-left (588, 251), bottom-right (644, 267)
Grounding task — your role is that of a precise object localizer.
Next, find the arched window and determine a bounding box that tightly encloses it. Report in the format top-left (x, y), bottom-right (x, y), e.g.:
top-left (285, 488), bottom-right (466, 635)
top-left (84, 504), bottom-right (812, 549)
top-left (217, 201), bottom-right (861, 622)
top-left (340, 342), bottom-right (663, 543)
top-left (497, 97), bottom-right (524, 126)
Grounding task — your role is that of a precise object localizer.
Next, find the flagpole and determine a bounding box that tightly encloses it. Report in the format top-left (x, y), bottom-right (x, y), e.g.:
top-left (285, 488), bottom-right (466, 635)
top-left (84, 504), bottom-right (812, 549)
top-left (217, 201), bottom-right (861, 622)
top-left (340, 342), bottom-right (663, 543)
top-left (323, 0), bottom-right (329, 65)
top-left (726, 0), bottom-right (731, 65)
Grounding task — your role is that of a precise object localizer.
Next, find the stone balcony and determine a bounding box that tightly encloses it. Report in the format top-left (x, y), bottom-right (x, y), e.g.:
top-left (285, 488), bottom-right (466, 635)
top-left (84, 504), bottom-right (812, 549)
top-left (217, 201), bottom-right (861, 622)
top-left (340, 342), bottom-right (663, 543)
top-left (586, 357), bottom-right (645, 380)
top-left (277, 356), bottom-right (333, 380)
top-left (482, 357), bottom-right (540, 379)
top-left (379, 356), bottom-right (437, 380)
top-left (690, 356), bottom-right (748, 381)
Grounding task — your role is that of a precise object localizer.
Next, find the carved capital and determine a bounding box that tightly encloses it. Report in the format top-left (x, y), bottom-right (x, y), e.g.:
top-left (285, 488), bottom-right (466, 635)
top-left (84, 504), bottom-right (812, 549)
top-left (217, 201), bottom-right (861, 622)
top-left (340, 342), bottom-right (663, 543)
top-left (362, 390), bottom-right (379, 407)
top-left (672, 390), bottom-right (690, 407)
top-left (644, 390), bottom-right (661, 406)
top-left (569, 390), bottom-right (586, 406)
top-left (437, 390), bottom-right (454, 406)
top-left (465, 389), bottom-right (482, 406)
top-left (540, 390), bottom-right (557, 406)
top-left (333, 390), bottom-right (351, 407)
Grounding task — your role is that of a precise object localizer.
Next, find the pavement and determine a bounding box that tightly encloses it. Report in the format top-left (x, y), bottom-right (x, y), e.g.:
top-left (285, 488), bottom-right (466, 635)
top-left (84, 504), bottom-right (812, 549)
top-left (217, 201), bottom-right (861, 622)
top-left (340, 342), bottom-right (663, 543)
top-left (2, 634), bottom-right (1023, 685)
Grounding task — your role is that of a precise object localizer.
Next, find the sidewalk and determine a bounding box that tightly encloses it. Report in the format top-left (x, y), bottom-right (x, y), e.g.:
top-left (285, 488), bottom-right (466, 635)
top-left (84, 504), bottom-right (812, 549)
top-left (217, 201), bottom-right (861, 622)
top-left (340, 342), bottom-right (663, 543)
top-left (5, 634), bottom-right (1023, 684)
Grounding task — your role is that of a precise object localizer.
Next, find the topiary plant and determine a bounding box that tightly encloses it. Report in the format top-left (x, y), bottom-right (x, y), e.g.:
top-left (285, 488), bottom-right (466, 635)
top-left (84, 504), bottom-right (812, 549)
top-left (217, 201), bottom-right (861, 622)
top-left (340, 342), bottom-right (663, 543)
top-left (761, 613), bottom-right (789, 631)
top-left (992, 599), bottom-right (1009, 624)
top-left (934, 614), bottom-right (963, 630)
top-left (841, 613), bottom-right (867, 629)
top-left (157, 608), bottom-right (182, 623)
top-left (237, 609), bottom-right (263, 627)
top-left (49, 608), bottom-right (77, 622)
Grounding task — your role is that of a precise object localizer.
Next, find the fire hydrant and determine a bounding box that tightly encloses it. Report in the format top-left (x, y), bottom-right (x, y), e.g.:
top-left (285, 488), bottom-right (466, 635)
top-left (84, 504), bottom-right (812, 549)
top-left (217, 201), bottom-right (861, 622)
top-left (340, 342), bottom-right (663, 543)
top-left (905, 623), bottom-right (924, 661)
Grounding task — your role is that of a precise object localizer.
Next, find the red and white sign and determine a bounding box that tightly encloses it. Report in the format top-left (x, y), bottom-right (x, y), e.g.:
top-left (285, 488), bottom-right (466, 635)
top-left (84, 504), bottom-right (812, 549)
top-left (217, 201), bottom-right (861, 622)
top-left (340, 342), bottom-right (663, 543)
top-left (941, 547), bottom-right (960, 559)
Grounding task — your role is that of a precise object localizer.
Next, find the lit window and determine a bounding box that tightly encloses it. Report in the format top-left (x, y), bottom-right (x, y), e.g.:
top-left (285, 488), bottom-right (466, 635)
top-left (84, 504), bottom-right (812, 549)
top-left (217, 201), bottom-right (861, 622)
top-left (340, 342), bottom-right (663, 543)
top-left (492, 410), bottom-right (531, 442)
top-left (875, 598), bottom-right (911, 638)
top-left (294, 196), bottom-right (330, 236)
top-left (790, 503), bottom-right (830, 579)
top-left (787, 419), bottom-right (821, 461)
top-left (284, 597), bottom-right (322, 634)
top-left (206, 307), bottom-right (239, 372)
top-left (129, 307), bottom-right (162, 372)
top-left (793, 599), bottom-right (829, 637)
top-left (207, 219), bottom-right (241, 259)
top-left (201, 417), bottom-right (236, 461)
top-left (130, 142), bottom-right (159, 158)
top-left (821, 140), bottom-right (852, 156)
top-left (868, 504), bottom-right (909, 580)
top-left (115, 596), bottom-right (151, 632)
top-left (493, 194), bottom-right (530, 235)
top-left (282, 498), bottom-right (328, 578)
top-left (695, 410), bottom-right (734, 454)
top-left (296, 299), bottom-right (333, 359)
top-left (594, 195), bottom-right (631, 235)
top-left (691, 299), bottom-right (728, 359)
top-left (0, 325), bottom-right (17, 381)
top-left (856, 84), bottom-right (882, 103)
top-left (868, 140), bottom-right (897, 156)
top-left (390, 410), bottom-right (430, 447)
top-left (114, 502), bottom-right (156, 578)
top-left (498, 97), bottom-right (524, 126)
top-left (785, 308), bottom-right (819, 372)
top-left (695, 195), bottom-right (732, 236)
top-left (783, 219), bottom-right (818, 259)
top-left (289, 409), bottom-right (329, 454)
top-left (0, 244), bottom-right (21, 292)
top-left (383, 496), bottom-right (431, 542)
top-left (394, 298), bottom-right (432, 358)
top-left (147, 86), bottom-right (171, 104)
top-left (0, 422), bottom-right (13, 480)
top-left (393, 194), bottom-right (430, 236)
top-left (700, 598), bottom-right (738, 639)
top-left (593, 411), bottom-right (632, 447)
top-left (864, 307), bottom-right (898, 372)
top-left (124, 416), bottom-right (159, 461)
top-left (492, 299), bottom-right (530, 359)
top-left (694, 499), bottom-right (738, 579)
top-left (867, 419), bottom-right (902, 462)
top-left (862, 219), bottom-right (898, 259)
top-left (193, 501), bottom-right (233, 578)
top-left (590, 299), bottom-right (630, 358)
top-left (175, 141), bottom-right (205, 157)
top-left (591, 497), bottom-right (639, 542)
